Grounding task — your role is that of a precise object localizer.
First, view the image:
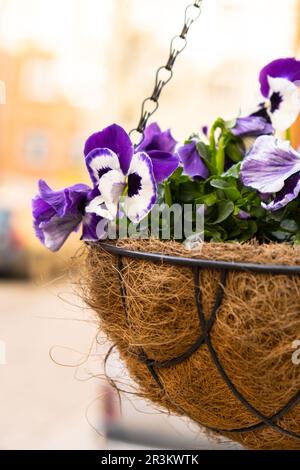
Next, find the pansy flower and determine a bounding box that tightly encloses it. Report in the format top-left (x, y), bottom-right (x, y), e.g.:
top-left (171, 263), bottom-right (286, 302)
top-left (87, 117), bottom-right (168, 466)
top-left (136, 122), bottom-right (177, 154)
top-left (32, 180), bottom-right (105, 251)
top-left (229, 115), bottom-right (274, 156)
top-left (84, 123), bottom-right (179, 223)
top-left (231, 116), bottom-right (273, 139)
top-left (252, 57), bottom-right (300, 131)
top-left (240, 135), bottom-right (300, 211)
top-left (32, 123), bottom-right (179, 250)
top-left (177, 140), bottom-right (209, 180)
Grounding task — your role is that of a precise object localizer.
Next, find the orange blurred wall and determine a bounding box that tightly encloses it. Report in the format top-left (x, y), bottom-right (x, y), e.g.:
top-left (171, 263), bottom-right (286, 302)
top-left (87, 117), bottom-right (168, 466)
top-left (0, 46), bottom-right (82, 182)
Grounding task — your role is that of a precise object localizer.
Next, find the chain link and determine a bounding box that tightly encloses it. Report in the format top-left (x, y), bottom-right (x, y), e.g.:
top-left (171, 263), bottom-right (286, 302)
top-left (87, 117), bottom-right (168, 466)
top-left (129, 0), bottom-right (203, 146)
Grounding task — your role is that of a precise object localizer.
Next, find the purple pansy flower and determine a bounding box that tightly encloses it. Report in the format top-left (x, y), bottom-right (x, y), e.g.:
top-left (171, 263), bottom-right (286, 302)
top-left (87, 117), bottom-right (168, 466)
top-left (237, 210), bottom-right (251, 220)
top-left (231, 116), bottom-right (273, 138)
top-left (32, 180), bottom-right (91, 251)
top-left (177, 140), bottom-right (209, 180)
top-left (202, 126), bottom-right (208, 137)
top-left (135, 122), bottom-right (179, 184)
top-left (84, 124), bottom-right (179, 224)
top-left (252, 58), bottom-right (300, 131)
top-left (136, 122), bottom-right (177, 153)
top-left (240, 135), bottom-right (300, 211)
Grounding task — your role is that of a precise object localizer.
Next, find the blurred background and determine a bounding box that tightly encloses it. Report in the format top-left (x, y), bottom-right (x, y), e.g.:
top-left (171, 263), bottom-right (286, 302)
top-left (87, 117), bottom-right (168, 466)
top-left (1, 0), bottom-right (300, 450)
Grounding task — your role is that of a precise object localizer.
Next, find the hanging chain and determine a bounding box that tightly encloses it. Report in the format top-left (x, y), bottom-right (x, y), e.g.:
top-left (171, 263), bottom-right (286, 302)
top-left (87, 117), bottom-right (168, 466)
top-left (129, 0), bottom-right (203, 146)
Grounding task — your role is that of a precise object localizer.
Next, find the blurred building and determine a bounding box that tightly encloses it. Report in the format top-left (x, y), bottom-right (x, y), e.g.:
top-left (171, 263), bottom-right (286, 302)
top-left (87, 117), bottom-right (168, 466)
top-left (0, 46), bottom-right (86, 262)
top-left (0, 46), bottom-right (84, 183)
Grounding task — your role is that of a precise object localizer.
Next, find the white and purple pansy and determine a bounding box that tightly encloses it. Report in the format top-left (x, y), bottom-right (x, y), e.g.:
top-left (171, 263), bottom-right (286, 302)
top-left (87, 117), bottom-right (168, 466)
top-left (240, 135), bottom-right (300, 211)
top-left (252, 57), bottom-right (300, 131)
top-left (84, 123), bottom-right (179, 224)
top-left (32, 123), bottom-right (179, 251)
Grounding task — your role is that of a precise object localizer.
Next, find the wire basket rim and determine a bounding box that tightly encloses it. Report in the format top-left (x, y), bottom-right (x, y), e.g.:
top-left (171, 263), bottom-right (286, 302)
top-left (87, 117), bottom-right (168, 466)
top-left (90, 242), bottom-right (300, 275)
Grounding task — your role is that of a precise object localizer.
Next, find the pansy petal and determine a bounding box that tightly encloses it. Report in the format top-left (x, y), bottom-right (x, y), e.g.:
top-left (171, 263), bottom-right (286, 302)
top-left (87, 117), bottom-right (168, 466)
top-left (267, 77), bottom-right (300, 131)
top-left (39, 214), bottom-right (82, 252)
top-left (98, 169), bottom-right (125, 220)
top-left (37, 179), bottom-right (89, 217)
top-left (241, 136), bottom-right (300, 194)
top-left (32, 180), bottom-right (91, 251)
top-left (124, 152), bottom-right (157, 224)
top-left (85, 195), bottom-right (115, 221)
top-left (84, 124), bottom-right (133, 174)
top-left (82, 213), bottom-right (108, 241)
top-left (32, 194), bottom-right (55, 224)
top-left (147, 150), bottom-right (180, 183)
top-left (136, 122), bottom-right (160, 151)
top-left (177, 142), bottom-right (209, 180)
top-left (238, 210), bottom-right (251, 220)
top-left (262, 172), bottom-right (300, 212)
top-left (85, 148), bottom-right (121, 186)
top-left (231, 116), bottom-right (273, 137)
top-left (259, 57), bottom-right (300, 97)
top-left (137, 123), bottom-right (177, 153)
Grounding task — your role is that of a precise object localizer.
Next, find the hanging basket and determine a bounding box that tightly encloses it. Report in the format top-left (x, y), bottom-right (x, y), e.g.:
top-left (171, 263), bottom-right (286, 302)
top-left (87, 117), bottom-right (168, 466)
top-left (84, 239), bottom-right (300, 450)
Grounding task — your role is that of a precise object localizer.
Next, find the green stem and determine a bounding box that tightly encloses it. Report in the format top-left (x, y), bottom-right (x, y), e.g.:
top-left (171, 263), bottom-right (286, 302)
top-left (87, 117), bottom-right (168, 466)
top-left (209, 117), bottom-right (225, 170)
top-left (164, 182), bottom-right (173, 206)
top-left (216, 136), bottom-right (226, 176)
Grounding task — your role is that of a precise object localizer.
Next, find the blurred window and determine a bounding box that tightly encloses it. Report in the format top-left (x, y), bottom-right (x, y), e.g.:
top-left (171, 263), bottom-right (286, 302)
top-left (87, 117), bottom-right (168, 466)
top-left (20, 59), bottom-right (57, 103)
top-left (24, 130), bottom-right (49, 167)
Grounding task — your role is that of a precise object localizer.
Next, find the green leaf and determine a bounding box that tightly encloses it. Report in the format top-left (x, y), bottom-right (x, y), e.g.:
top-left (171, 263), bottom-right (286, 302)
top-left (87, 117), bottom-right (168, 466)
top-left (293, 231), bottom-right (300, 244)
top-left (250, 206), bottom-right (266, 218)
top-left (196, 142), bottom-right (215, 175)
top-left (212, 201), bottom-right (234, 224)
top-left (196, 141), bottom-right (211, 161)
top-left (271, 230), bottom-right (291, 241)
top-left (210, 178), bottom-right (240, 201)
top-left (266, 210), bottom-right (284, 222)
top-left (204, 227), bottom-right (226, 242)
top-left (226, 142), bottom-right (243, 163)
top-left (210, 179), bottom-right (231, 189)
top-left (169, 167), bottom-right (190, 184)
top-left (239, 221), bottom-right (258, 242)
top-left (280, 219), bottom-right (298, 233)
top-left (164, 182), bottom-right (172, 206)
top-left (224, 187), bottom-right (240, 201)
top-left (222, 162), bottom-right (241, 179)
top-left (177, 181), bottom-right (202, 203)
top-left (196, 192), bottom-right (218, 207)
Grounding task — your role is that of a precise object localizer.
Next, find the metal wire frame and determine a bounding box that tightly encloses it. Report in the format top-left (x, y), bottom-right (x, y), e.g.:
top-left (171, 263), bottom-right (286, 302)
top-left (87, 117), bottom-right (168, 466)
top-left (96, 242), bottom-right (300, 441)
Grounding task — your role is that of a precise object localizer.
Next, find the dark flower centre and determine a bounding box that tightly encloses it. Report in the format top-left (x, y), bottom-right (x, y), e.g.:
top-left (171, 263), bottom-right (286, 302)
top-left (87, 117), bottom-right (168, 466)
top-left (250, 105), bottom-right (271, 123)
top-left (270, 92), bottom-right (283, 113)
top-left (128, 172), bottom-right (142, 197)
top-left (98, 167), bottom-right (111, 179)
